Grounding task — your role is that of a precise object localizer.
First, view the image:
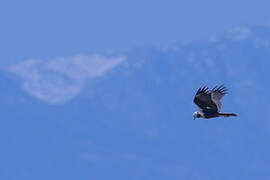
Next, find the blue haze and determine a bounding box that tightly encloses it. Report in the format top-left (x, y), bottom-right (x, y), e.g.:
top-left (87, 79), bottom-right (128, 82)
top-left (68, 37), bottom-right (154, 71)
top-left (2, 25), bottom-right (270, 179)
top-left (1, 1), bottom-right (270, 179)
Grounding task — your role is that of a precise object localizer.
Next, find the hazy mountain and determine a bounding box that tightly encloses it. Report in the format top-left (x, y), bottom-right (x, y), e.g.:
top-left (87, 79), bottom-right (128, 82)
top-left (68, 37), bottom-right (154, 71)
top-left (3, 26), bottom-right (270, 180)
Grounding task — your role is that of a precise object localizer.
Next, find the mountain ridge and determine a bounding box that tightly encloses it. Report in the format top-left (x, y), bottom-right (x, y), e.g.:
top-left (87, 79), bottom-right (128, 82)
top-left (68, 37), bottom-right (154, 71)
top-left (2, 25), bottom-right (270, 179)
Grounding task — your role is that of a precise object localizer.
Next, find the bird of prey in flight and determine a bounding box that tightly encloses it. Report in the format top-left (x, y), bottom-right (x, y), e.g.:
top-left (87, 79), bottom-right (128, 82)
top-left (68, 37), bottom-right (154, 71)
top-left (193, 85), bottom-right (237, 120)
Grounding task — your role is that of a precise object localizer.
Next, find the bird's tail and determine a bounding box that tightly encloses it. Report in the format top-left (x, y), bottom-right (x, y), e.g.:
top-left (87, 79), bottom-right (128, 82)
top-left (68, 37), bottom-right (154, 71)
top-left (218, 113), bottom-right (237, 117)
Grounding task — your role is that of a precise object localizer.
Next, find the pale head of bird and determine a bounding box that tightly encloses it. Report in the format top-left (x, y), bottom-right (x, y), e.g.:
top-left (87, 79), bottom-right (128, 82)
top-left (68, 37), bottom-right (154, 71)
top-left (193, 111), bottom-right (203, 120)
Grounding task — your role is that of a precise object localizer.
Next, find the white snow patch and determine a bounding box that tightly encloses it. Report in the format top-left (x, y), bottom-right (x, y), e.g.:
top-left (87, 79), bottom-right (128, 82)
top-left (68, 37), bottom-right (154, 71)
top-left (227, 27), bottom-right (252, 41)
top-left (10, 55), bottom-right (125, 104)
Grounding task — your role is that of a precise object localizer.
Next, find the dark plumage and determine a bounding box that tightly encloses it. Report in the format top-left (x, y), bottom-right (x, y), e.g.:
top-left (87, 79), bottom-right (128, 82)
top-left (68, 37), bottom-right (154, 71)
top-left (193, 85), bottom-right (237, 119)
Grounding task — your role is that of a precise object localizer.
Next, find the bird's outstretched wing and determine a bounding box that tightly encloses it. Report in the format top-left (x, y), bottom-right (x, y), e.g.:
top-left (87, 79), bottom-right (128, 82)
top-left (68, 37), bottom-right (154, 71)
top-left (193, 86), bottom-right (218, 111)
top-left (210, 85), bottom-right (227, 112)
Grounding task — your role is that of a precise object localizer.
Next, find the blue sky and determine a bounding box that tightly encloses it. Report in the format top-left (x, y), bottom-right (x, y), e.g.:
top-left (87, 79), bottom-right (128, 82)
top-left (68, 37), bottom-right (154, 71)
top-left (2, 1), bottom-right (270, 180)
top-left (1, 0), bottom-right (270, 67)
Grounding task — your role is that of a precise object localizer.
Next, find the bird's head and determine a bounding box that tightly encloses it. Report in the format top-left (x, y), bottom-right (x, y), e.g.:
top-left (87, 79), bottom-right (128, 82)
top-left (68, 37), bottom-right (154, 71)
top-left (193, 111), bottom-right (203, 120)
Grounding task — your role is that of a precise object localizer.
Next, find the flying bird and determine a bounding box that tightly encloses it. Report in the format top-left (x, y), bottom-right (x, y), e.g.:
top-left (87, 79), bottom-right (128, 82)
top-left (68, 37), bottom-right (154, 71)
top-left (193, 85), bottom-right (237, 120)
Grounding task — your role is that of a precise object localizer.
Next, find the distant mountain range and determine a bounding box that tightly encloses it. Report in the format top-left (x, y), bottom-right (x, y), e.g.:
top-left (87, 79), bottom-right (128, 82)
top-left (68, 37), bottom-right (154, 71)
top-left (3, 25), bottom-right (270, 180)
